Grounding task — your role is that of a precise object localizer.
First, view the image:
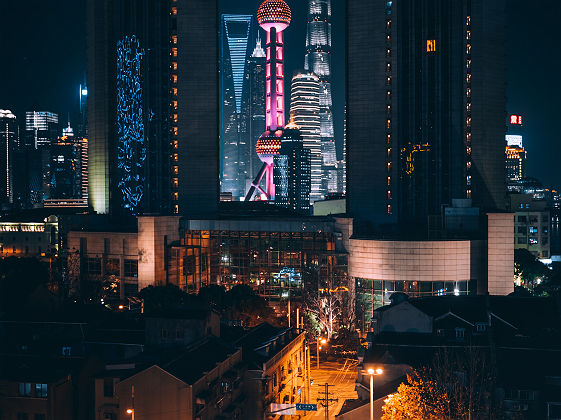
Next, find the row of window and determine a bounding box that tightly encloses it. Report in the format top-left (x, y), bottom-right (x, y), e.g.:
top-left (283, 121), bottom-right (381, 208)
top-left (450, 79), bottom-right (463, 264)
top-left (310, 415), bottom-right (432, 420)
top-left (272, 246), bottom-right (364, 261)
top-left (84, 258), bottom-right (138, 277)
top-left (18, 383), bottom-right (47, 398)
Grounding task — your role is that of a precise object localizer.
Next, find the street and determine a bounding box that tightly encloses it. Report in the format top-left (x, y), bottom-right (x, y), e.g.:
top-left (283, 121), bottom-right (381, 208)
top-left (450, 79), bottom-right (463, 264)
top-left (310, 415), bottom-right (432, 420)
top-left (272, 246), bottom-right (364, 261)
top-left (303, 358), bottom-right (359, 419)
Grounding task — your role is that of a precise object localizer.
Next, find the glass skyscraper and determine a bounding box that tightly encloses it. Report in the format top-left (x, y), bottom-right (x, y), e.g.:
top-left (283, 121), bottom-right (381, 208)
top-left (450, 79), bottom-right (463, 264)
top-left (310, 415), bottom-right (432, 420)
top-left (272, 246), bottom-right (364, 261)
top-left (304, 0), bottom-right (337, 196)
top-left (220, 15), bottom-right (253, 199)
top-left (25, 111), bottom-right (59, 148)
top-left (290, 72), bottom-right (322, 202)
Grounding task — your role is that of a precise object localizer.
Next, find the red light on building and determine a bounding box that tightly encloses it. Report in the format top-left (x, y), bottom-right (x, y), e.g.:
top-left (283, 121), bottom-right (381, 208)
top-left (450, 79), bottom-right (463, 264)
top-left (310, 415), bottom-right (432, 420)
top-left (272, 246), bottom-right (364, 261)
top-left (510, 115), bottom-right (522, 125)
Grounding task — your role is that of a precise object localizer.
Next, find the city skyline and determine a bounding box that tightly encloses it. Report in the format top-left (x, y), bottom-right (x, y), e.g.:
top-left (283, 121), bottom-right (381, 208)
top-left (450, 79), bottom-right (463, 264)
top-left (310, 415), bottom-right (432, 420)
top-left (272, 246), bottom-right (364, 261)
top-left (2, 0), bottom-right (559, 190)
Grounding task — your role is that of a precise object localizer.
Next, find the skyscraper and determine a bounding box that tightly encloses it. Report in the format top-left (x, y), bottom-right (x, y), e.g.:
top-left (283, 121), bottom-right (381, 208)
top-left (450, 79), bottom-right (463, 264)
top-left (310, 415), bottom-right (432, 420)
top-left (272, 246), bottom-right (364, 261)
top-left (347, 0), bottom-right (507, 231)
top-left (25, 111), bottom-right (59, 148)
top-left (290, 72), bottom-right (322, 202)
top-left (87, 0), bottom-right (219, 217)
top-left (274, 121), bottom-right (311, 213)
top-left (220, 15), bottom-right (253, 198)
top-left (246, 34), bottom-right (267, 189)
top-left (0, 110), bottom-right (17, 206)
top-left (304, 0), bottom-right (337, 196)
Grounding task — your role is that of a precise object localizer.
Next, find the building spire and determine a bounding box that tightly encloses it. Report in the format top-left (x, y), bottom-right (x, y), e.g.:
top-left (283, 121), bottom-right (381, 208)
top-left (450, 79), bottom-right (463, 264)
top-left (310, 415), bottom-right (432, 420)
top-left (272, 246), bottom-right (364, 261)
top-left (252, 31), bottom-right (266, 58)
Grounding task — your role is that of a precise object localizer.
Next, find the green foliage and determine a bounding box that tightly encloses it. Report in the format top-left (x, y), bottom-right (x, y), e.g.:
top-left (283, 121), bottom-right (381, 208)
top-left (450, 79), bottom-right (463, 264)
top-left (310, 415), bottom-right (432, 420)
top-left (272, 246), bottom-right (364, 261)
top-left (514, 249), bottom-right (561, 296)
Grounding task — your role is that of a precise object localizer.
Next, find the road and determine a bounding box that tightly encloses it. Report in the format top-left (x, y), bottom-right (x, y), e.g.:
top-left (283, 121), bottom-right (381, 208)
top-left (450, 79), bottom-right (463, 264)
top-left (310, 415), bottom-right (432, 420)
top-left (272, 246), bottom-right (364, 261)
top-left (302, 358), bottom-right (359, 419)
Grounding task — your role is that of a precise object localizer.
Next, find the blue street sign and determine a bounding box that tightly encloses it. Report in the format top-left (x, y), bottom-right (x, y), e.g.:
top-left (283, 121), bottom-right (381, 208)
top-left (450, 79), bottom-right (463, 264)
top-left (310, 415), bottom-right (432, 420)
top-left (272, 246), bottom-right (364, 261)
top-left (296, 403), bottom-right (318, 412)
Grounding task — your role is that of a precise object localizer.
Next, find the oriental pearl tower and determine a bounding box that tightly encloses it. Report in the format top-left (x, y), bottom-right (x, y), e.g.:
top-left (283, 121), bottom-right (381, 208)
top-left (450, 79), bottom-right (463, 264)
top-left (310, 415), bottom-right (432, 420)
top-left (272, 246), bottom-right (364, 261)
top-left (245, 0), bottom-right (291, 202)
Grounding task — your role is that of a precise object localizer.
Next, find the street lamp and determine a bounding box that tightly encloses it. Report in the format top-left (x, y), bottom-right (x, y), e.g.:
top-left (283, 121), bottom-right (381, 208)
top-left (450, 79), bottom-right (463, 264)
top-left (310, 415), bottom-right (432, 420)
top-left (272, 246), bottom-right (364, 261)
top-left (126, 408), bottom-right (134, 420)
top-left (317, 337), bottom-right (327, 369)
top-left (367, 368), bottom-right (383, 420)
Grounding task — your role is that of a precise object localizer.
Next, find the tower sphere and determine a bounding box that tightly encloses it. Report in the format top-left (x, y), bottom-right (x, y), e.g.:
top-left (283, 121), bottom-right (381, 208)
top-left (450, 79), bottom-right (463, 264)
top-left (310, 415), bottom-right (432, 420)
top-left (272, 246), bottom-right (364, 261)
top-left (256, 129), bottom-right (283, 164)
top-left (257, 0), bottom-right (292, 32)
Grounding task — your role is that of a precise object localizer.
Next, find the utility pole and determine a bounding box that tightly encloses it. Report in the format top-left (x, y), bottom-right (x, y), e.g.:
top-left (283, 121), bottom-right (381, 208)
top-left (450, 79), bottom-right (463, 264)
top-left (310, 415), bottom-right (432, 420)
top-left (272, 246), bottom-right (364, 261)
top-left (317, 383), bottom-right (338, 420)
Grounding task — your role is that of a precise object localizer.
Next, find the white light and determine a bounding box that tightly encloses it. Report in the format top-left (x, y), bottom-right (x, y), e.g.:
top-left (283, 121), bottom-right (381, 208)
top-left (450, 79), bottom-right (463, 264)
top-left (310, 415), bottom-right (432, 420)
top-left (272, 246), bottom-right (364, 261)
top-left (454, 288), bottom-right (460, 296)
top-left (81, 89), bottom-right (88, 96)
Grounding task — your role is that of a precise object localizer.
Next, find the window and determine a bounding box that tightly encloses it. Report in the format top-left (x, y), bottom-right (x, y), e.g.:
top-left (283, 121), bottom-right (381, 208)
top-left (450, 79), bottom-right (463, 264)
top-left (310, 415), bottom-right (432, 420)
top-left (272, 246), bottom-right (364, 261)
top-left (476, 323), bottom-right (487, 333)
top-left (18, 383), bottom-right (31, 397)
top-left (161, 328), bottom-right (169, 339)
top-left (35, 383), bottom-right (47, 398)
top-left (62, 346), bottom-right (72, 356)
top-left (105, 259), bottom-right (120, 276)
top-left (455, 328), bottom-right (465, 340)
top-left (86, 258), bottom-right (101, 275)
top-left (426, 39), bottom-right (436, 52)
top-left (103, 379), bottom-right (114, 398)
top-left (125, 260), bottom-right (138, 277)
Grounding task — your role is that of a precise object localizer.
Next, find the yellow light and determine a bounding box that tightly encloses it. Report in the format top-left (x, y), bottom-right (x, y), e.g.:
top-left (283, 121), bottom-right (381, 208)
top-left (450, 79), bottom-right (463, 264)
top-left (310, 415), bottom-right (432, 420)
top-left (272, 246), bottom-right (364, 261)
top-left (367, 368), bottom-right (375, 375)
top-left (118, 305), bottom-right (124, 310)
top-left (320, 339), bottom-right (326, 345)
top-left (126, 409), bottom-right (134, 414)
top-left (376, 368), bottom-right (384, 375)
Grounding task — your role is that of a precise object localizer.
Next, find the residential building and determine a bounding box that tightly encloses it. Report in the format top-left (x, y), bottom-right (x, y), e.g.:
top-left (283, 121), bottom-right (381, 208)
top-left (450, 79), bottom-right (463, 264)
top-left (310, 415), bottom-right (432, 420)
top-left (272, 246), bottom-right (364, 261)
top-left (357, 295), bottom-right (561, 420)
top-left (510, 193), bottom-right (550, 259)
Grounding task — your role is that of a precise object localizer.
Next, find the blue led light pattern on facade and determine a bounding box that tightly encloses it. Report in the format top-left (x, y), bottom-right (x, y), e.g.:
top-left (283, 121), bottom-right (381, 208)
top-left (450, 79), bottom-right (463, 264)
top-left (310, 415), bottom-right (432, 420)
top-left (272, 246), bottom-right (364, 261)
top-left (116, 35), bottom-right (146, 212)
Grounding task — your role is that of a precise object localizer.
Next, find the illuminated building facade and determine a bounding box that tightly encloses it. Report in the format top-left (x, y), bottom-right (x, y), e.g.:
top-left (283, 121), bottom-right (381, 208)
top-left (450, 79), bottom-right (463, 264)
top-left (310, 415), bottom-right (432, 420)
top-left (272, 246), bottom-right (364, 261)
top-left (245, 0), bottom-right (292, 202)
top-left (347, 0), bottom-right (507, 231)
top-left (87, 0), bottom-right (219, 217)
top-left (510, 194), bottom-right (550, 260)
top-left (273, 122), bottom-right (312, 214)
top-left (506, 145), bottom-right (527, 182)
top-left (290, 72), bottom-right (322, 202)
top-left (0, 110), bottom-right (17, 206)
top-left (24, 111), bottom-right (59, 149)
top-left (168, 218), bottom-right (347, 297)
top-left (304, 0), bottom-right (337, 197)
top-left (220, 15), bottom-right (253, 198)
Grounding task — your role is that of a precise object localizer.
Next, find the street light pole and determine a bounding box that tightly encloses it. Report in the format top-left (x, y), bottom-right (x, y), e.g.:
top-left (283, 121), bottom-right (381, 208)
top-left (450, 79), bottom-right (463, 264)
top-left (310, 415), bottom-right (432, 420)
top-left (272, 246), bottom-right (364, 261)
top-left (367, 368), bottom-right (383, 420)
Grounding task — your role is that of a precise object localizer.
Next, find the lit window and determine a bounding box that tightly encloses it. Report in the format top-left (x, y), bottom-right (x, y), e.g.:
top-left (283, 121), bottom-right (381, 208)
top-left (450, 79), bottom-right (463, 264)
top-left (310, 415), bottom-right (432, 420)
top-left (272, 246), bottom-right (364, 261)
top-left (171, 35), bottom-right (178, 44)
top-left (172, 75), bottom-right (177, 83)
top-left (387, 177), bottom-right (391, 187)
top-left (172, 47), bottom-right (178, 57)
top-left (466, 44), bottom-right (471, 55)
top-left (466, 59), bottom-right (471, 69)
top-left (466, 74), bottom-right (471, 83)
top-left (172, 62), bottom-right (178, 70)
top-left (386, 119), bottom-right (391, 129)
top-left (171, 88), bottom-right (178, 96)
top-left (426, 39), bottom-right (436, 52)
top-left (466, 16), bottom-right (471, 26)
top-left (171, 7), bottom-right (177, 15)
top-left (18, 383), bottom-right (31, 397)
top-left (172, 101), bottom-right (178, 110)
top-left (466, 31), bottom-right (471, 40)
top-left (387, 204), bottom-right (392, 214)
top-left (466, 88), bottom-right (471, 98)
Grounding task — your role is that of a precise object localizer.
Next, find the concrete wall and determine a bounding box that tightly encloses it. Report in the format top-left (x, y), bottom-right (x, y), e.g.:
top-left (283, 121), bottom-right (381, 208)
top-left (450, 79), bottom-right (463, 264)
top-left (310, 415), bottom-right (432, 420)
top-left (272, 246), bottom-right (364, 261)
top-left (347, 238), bottom-right (482, 285)
top-left (137, 216), bottom-right (180, 290)
top-left (487, 213), bottom-right (514, 295)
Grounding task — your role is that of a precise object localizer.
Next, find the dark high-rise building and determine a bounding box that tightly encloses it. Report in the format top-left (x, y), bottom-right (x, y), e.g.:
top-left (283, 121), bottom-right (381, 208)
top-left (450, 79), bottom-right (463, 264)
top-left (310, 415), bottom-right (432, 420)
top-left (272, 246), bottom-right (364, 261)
top-left (220, 15), bottom-right (253, 199)
top-left (347, 0), bottom-right (507, 231)
top-left (24, 111), bottom-right (59, 149)
top-left (87, 0), bottom-right (219, 217)
top-left (246, 34), bottom-right (266, 190)
top-left (0, 110), bottom-right (17, 206)
top-left (274, 121), bottom-right (311, 213)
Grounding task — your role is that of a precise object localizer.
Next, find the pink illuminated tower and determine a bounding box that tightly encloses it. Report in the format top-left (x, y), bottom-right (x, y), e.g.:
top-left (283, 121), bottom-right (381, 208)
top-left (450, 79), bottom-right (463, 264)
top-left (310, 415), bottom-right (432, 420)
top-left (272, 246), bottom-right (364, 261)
top-left (245, 0), bottom-right (291, 202)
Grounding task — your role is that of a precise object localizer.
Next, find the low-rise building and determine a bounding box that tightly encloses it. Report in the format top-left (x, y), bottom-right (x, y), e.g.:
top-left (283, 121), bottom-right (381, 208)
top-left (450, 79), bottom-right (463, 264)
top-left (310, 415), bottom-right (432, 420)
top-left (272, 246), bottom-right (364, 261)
top-left (510, 193), bottom-right (550, 259)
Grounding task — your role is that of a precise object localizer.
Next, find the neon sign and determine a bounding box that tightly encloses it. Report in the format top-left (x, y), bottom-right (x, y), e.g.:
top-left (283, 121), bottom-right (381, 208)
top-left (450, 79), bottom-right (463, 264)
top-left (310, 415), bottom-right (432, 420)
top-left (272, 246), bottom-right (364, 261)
top-left (510, 115), bottom-right (523, 125)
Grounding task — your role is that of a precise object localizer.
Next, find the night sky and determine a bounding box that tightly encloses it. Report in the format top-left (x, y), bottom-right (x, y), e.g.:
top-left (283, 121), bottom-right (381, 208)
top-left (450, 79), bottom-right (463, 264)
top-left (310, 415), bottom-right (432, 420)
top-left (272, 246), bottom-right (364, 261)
top-left (0, 0), bottom-right (559, 187)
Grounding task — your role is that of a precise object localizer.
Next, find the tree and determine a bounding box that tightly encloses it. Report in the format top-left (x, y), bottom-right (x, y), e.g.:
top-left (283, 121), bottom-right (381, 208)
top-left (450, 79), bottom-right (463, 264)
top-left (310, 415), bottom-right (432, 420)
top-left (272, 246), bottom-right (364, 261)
top-left (382, 349), bottom-right (505, 420)
top-left (514, 249), bottom-right (549, 290)
top-left (138, 284), bottom-right (194, 313)
top-left (382, 370), bottom-right (451, 420)
top-left (0, 257), bottom-right (50, 313)
top-left (304, 289), bottom-right (342, 339)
